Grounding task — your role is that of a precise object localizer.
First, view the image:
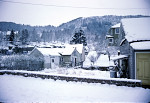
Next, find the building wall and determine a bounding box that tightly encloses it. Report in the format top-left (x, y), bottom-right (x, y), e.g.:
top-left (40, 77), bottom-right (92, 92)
top-left (107, 28), bottom-right (121, 46)
top-left (29, 48), bottom-right (44, 59)
top-left (71, 49), bottom-right (81, 66)
top-left (50, 56), bottom-right (60, 68)
top-left (128, 47), bottom-right (135, 79)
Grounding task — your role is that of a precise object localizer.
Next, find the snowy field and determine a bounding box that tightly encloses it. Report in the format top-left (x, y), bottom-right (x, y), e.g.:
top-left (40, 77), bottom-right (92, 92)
top-left (0, 75), bottom-right (150, 102)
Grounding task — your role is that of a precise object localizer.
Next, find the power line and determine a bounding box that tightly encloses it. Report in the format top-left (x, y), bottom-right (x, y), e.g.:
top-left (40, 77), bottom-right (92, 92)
top-left (0, 0), bottom-right (149, 10)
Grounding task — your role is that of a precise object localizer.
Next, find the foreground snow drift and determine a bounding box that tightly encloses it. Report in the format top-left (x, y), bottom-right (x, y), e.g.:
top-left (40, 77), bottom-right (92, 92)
top-left (0, 75), bottom-right (150, 102)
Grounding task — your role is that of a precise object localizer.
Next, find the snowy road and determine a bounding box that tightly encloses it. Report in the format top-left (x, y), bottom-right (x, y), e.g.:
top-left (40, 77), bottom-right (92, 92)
top-left (0, 75), bottom-right (150, 102)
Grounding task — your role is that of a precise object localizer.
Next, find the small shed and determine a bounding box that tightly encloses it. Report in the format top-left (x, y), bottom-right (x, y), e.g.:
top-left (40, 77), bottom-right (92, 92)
top-left (29, 48), bottom-right (61, 69)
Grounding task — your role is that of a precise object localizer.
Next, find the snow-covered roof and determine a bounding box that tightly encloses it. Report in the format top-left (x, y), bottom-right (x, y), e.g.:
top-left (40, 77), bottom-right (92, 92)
top-left (66, 44), bottom-right (83, 54)
top-left (110, 55), bottom-right (128, 60)
top-left (35, 47), bottom-right (75, 56)
top-left (60, 47), bottom-right (75, 55)
top-left (6, 31), bottom-right (11, 35)
top-left (36, 48), bottom-right (62, 56)
top-left (94, 54), bottom-right (115, 67)
top-left (120, 38), bottom-right (126, 46)
top-left (130, 41), bottom-right (150, 50)
top-left (106, 35), bottom-right (114, 38)
top-left (121, 17), bottom-right (150, 42)
top-left (111, 23), bottom-right (120, 28)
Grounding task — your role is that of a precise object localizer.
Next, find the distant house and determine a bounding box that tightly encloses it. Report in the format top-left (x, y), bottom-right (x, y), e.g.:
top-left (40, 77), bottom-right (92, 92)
top-left (29, 44), bottom-right (83, 69)
top-left (106, 23), bottom-right (121, 46)
top-left (119, 17), bottom-right (150, 85)
top-left (66, 44), bottom-right (85, 66)
top-left (106, 23), bottom-right (121, 55)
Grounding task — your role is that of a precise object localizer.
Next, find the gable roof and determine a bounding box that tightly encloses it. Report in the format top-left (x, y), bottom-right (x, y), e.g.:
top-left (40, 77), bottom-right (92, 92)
top-left (36, 48), bottom-right (62, 56)
top-left (94, 54), bottom-right (115, 67)
top-left (35, 47), bottom-right (75, 56)
top-left (121, 17), bottom-right (150, 43)
top-left (111, 23), bottom-right (120, 28)
top-left (65, 44), bottom-right (83, 54)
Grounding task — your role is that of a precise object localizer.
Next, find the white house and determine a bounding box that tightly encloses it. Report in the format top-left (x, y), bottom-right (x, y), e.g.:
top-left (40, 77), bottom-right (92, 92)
top-left (29, 44), bottom-right (84, 69)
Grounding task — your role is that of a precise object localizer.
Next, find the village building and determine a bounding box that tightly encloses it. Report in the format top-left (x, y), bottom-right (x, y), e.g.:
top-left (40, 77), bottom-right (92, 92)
top-left (105, 23), bottom-right (121, 55)
top-left (106, 23), bottom-right (121, 46)
top-left (119, 17), bottom-right (150, 85)
top-left (105, 23), bottom-right (128, 78)
top-left (29, 44), bottom-right (84, 69)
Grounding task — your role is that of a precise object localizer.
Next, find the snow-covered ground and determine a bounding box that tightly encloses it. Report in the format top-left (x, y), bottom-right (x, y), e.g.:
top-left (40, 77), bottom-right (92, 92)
top-left (0, 75), bottom-right (150, 102)
top-left (42, 68), bottom-right (110, 79)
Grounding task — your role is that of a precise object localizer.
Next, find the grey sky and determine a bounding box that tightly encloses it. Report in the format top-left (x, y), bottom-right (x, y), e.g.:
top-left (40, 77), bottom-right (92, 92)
top-left (0, 0), bottom-right (150, 26)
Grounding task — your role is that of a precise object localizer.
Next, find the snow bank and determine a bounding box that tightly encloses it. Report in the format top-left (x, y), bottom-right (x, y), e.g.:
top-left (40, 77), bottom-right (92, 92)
top-left (0, 75), bottom-right (150, 102)
top-left (83, 57), bottom-right (92, 68)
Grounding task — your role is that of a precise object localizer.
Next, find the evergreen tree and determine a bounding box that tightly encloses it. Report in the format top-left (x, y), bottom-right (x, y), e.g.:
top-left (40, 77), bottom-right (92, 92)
top-left (9, 29), bottom-right (15, 44)
top-left (41, 30), bottom-right (47, 43)
top-left (70, 30), bottom-right (87, 46)
top-left (20, 29), bottom-right (29, 45)
top-left (30, 28), bottom-right (40, 42)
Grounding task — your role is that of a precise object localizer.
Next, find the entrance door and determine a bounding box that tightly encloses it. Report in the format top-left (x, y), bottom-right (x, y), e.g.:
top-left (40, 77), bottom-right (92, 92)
top-left (51, 58), bottom-right (55, 69)
top-left (136, 53), bottom-right (150, 85)
top-left (75, 58), bottom-right (77, 66)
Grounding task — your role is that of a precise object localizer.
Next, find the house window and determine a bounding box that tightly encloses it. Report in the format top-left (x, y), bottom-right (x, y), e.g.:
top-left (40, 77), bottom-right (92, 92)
top-left (109, 38), bottom-right (113, 43)
top-left (115, 28), bottom-right (120, 34)
top-left (52, 59), bottom-right (54, 63)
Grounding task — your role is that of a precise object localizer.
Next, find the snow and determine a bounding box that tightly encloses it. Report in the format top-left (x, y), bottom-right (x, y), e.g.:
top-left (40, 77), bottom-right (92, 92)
top-left (94, 54), bottom-right (115, 67)
top-left (0, 69), bottom-right (142, 82)
top-left (87, 51), bottom-right (97, 58)
top-left (0, 75), bottom-right (150, 102)
top-left (106, 35), bottom-right (114, 38)
top-left (83, 51), bottom-right (98, 68)
top-left (66, 44), bottom-right (83, 54)
top-left (111, 55), bottom-right (128, 60)
top-left (30, 43), bottom-right (84, 56)
top-left (130, 41), bottom-right (150, 50)
top-left (121, 17), bottom-right (150, 42)
top-left (83, 57), bottom-right (92, 68)
top-left (35, 47), bottom-right (75, 56)
top-left (111, 23), bottom-right (121, 28)
top-left (36, 48), bottom-right (62, 56)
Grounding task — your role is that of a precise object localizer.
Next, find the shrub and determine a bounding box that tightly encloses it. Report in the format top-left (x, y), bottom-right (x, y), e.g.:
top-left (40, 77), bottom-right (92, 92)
top-left (1, 55), bottom-right (44, 71)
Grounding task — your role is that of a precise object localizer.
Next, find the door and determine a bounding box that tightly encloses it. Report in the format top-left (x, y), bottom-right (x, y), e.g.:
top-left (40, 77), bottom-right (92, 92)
top-left (51, 58), bottom-right (55, 69)
top-left (75, 58), bottom-right (77, 66)
top-left (136, 53), bottom-right (150, 85)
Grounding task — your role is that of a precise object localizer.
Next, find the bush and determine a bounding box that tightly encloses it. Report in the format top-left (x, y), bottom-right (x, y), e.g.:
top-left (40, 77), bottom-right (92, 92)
top-left (1, 55), bottom-right (44, 71)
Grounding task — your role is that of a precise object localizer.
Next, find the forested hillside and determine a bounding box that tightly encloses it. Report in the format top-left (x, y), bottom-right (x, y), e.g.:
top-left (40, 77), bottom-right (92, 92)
top-left (0, 15), bottom-right (149, 50)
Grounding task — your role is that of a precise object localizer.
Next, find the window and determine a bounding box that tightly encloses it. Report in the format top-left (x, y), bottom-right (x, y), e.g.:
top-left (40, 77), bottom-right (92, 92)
top-left (109, 38), bottom-right (113, 43)
top-left (115, 28), bottom-right (120, 34)
top-left (52, 59), bottom-right (54, 63)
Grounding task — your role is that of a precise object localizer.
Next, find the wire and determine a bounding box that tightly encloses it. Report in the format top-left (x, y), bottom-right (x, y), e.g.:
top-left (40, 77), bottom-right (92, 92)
top-left (0, 0), bottom-right (149, 10)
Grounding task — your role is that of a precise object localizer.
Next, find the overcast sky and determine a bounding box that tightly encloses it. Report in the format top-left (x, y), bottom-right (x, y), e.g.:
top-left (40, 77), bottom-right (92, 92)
top-left (0, 0), bottom-right (150, 26)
